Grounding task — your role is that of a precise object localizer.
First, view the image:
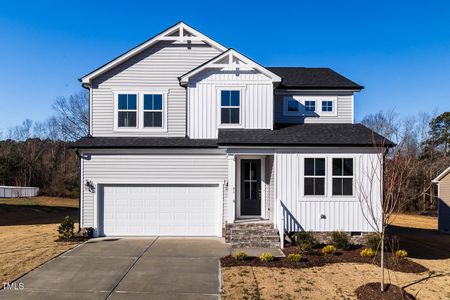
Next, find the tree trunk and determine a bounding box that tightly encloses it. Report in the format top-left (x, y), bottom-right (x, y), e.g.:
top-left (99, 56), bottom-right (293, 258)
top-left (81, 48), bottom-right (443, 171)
top-left (380, 234), bottom-right (385, 292)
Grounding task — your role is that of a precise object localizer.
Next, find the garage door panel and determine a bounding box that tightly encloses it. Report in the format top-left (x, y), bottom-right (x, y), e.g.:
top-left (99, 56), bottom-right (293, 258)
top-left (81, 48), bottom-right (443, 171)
top-left (101, 184), bottom-right (219, 236)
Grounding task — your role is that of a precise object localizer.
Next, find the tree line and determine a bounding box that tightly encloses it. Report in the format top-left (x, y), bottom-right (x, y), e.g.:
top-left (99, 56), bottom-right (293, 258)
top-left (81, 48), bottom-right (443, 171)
top-left (0, 90), bottom-right (448, 212)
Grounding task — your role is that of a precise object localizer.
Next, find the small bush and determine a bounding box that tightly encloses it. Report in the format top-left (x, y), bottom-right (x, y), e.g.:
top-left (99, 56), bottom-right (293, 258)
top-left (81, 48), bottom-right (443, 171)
top-left (233, 251), bottom-right (248, 261)
top-left (259, 252), bottom-right (274, 262)
top-left (287, 253), bottom-right (302, 263)
top-left (365, 233), bottom-right (382, 250)
top-left (395, 250), bottom-right (408, 260)
top-left (360, 248), bottom-right (375, 258)
top-left (58, 216), bottom-right (74, 240)
top-left (322, 245), bottom-right (337, 255)
top-left (331, 231), bottom-right (351, 250)
top-left (295, 232), bottom-right (318, 253)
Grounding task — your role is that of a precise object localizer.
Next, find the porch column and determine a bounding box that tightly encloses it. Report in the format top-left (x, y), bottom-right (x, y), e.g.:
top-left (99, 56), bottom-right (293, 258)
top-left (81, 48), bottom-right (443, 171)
top-left (227, 154), bottom-right (236, 224)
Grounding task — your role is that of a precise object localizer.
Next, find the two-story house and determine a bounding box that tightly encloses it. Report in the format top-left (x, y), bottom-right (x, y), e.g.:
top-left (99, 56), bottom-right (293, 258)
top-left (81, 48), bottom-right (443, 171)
top-left (71, 22), bottom-right (392, 248)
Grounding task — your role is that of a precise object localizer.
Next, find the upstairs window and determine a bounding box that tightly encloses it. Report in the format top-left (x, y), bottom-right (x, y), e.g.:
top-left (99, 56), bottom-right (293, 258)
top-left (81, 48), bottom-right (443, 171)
top-left (118, 94), bottom-right (137, 127)
top-left (143, 94), bottom-right (163, 127)
top-left (304, 158), bottom-right (325, 196)
top-left (322, 100), bottom-right (333, 112)
top-left (305, 100), bottom-right (316, 112)
top-left (332, 158), bottom-right (353, 196)
top-left (221, 90), bottom-right (240, 124)
top-left (287, 98), bottom-right (300, 113)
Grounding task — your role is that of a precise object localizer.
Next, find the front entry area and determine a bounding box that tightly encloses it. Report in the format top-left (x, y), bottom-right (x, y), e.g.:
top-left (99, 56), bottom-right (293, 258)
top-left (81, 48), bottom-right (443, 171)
top-left (99, 184), bottom-right (221, 236)
top-left (239, 159), bottom-right (263, 218)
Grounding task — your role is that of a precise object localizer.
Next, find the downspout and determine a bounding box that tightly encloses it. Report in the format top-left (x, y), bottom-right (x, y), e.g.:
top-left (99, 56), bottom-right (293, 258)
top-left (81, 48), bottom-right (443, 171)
top-left (75, 148), bottom-right (82, 232)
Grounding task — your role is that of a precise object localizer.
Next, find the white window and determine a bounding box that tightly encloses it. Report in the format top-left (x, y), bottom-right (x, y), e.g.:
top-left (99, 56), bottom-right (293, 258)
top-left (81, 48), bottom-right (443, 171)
top-left (114, 91), bottom-right (167, 131)
top-left (304, 158), bottom-right (325, 196)
top-left (322, 100), bottom-right (333, 112)
top-left (332, 158), bottom-right (353, 196)
top-left (304, 100), bottom-right (316, 112)
top-left (221, 90), bottom-right (240, 124)
top-left (117, 94), bottom-right (137, 128)
top-left (143, 94), bottom-right (163, 128)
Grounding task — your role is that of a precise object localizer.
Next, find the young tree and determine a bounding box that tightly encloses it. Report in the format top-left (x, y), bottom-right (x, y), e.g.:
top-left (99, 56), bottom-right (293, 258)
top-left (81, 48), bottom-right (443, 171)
top-left (357, 135), bottom-right (414, 292)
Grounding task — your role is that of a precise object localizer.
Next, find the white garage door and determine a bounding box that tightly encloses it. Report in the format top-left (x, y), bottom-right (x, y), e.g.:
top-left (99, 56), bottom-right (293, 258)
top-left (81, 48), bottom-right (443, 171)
top-left (101, 184), bottom-right (220, 236)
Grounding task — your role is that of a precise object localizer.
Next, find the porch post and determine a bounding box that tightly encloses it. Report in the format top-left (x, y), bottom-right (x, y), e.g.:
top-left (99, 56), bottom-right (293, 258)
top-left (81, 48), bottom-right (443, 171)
top-left (227, 154), bottom-right (236, 224)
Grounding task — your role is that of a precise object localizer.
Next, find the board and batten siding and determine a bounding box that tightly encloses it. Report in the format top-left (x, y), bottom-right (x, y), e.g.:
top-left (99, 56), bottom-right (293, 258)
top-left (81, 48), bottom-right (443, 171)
top-left (274, 92), bottom-right (354, 124)
top-left (81, 151), bottom-right (228, 229)
top-left (275, 150), bottom-right (381, 232)
top-left (91, 41), bottom-right (222, 137)
top-left (188, 70), bottom-right (274, 139)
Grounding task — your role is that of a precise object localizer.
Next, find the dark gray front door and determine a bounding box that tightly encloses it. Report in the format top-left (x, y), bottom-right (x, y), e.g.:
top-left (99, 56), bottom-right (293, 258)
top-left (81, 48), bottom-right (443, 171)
top-left (240, 159), bottom-right (261, 216)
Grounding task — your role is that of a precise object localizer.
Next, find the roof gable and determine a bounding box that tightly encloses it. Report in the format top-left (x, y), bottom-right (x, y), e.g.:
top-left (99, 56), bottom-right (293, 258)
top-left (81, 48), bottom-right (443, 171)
top-left (179, 49), bottom-right (282, 85)
top-left (80, 22), bottom-right (227, 84)
top-left (433, 166), bottom-right (450, 183)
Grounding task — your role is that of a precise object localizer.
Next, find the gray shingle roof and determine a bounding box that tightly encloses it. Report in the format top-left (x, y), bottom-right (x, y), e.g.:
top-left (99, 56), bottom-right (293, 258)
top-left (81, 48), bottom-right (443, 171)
top-left (70, 137), bottom-right (218, 149)
top-left (218, 123), bottom-right (393, 147)
top-left (267, 67), bottom-right (363, 90)
top-left (71, 124), bottom-right (393, 149)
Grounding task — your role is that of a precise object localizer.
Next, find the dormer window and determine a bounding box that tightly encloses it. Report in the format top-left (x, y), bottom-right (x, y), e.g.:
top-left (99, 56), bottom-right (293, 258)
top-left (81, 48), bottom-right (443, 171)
top-left (322, 100), bottom-right (333, 112)
top-left (220, 90), bottom-right (240, 124)
top-left (287, 98), bottom-right (300, 113)
top-left (305, 101), bottom-right (316, 112)
top-left (118, 94), bottom-right (137, 127)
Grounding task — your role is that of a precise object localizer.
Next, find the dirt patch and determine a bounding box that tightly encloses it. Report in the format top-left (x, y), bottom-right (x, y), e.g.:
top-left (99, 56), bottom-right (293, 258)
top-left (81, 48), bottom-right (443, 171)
top-left (222, 246), bottom-right (428, 273)
top-left (221, 258), bottom-right (450, 300)
top-left (355, 282), bottom-right (415, 300)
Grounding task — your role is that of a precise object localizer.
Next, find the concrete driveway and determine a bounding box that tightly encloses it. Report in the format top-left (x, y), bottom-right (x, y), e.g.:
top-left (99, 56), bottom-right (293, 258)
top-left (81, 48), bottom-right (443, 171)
top-left (0, 237), bottom-right (230, 300)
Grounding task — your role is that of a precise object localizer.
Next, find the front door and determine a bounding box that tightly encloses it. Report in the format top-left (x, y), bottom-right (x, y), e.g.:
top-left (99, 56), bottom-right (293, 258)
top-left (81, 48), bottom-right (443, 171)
top-left (240, 159), bottom-right (261, 216)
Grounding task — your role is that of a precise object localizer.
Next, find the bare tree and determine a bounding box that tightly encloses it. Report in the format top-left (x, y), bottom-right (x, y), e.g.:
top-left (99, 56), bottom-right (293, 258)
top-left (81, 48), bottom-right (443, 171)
top-left (357, 136), bottom-right (414, 292)
top-left (52, 90), bottom-right (89, 140)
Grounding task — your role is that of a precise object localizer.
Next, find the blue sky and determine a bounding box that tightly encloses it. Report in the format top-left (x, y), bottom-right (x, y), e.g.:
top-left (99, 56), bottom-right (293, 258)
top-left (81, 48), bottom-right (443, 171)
top-left (1, 0), bottom-right (449, 132)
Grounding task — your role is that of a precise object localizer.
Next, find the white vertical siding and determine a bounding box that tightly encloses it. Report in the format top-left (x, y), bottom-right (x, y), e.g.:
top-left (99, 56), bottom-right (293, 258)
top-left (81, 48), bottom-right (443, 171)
top-left (274, 93), bottom-right (354, 124)
top-left (91, 41), bottom-right (222, 137)
top-left (275, 150), bottom-right (381, 232)
top-left (188, 71), bottom-right (274, 139)
top-left (81, 151), bottom-right (228, 229)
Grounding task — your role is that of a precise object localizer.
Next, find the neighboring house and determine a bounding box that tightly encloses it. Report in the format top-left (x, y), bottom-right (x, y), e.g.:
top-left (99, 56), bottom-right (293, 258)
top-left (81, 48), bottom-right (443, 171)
top-left (433, 166), bottom-right (450, 233)
top-left (71, 22), bottom-right (393, 248)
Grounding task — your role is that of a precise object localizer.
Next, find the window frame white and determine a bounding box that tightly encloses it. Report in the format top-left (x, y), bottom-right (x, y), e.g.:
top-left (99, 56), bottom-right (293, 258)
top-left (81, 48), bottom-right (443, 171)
top-left (303, 157), bottom-right (327, 197)
top-left (113, 90), bottom-right (168, 132)
top-left (331, 157), bottom-right (354, 197)
top-left (116, 93), bottom-right (138, 129)
top-left (217, 86), bottom-right (245, 128)
top-left (283, 96), bottom-right (338, 117)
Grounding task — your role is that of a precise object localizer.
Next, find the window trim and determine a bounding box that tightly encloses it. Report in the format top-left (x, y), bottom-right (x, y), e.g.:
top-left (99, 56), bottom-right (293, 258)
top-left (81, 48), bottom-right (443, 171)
top-left (304, 100), bottom-right (316, 112)
top-left (283, 96), bottom-right (338, 117)
top-left (113, 90), bottom-right (168, 132)
top-left (217, 86), bottom-right (245, 128)
top-left (116, 93), bottom-right (138, 129)
top-left (303, 157), bottom-right (327, 197)
top-left (331, 158), bottom-right (354, 197)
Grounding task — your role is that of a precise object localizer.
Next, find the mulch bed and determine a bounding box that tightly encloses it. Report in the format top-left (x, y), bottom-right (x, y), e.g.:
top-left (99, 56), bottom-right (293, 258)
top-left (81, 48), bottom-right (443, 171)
top-left (221, 245), bottom-right (428, 273)
top-left (355, 282), bottom-right (415, 300)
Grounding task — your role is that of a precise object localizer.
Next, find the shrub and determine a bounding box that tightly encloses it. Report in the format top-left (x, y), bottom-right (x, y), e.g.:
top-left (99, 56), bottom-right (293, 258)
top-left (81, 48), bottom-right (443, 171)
top-left (331, 231), bottom-right (351, 250)
top-left (395, 250), bottom-right (408, 260)
top-left (295, 232), bottom-right (318, 253)
top-left (259, 252), bottom-right (274, 262)
top-left (322, 245), bottom-right (336, 255)
top-left (287, 253), bottom-right (302, 263)
top-left (360, 248), bottom-right (375, 258)
top-left (233, 251), bottom-right (248, 261)
top-left (58, 216), bottom-right (74, 240)
top-left (365, 233), bottom-right (382, 250)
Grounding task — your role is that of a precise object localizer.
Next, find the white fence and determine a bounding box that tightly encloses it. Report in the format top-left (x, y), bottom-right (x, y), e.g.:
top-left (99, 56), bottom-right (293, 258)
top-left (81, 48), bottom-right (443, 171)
top-left (0, 186), bottom-right (39, 198)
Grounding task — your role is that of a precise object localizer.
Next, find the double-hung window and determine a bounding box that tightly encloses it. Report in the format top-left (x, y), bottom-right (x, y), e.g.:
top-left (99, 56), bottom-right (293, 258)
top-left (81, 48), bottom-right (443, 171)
top-left (304, 158), bottom-right (325, 196)
top-left (322, 100), bottom-right (333, 112)
top-left (143, 94), bottom-right (163, 128)
top-left (118, 94), bottom-right (137, 127)
top-left (332, 158), bottom-right (353, 196)
top-left (305, 100), bottom-right (316, 112)
top-left (221, 90), bottom-right (240, 124)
